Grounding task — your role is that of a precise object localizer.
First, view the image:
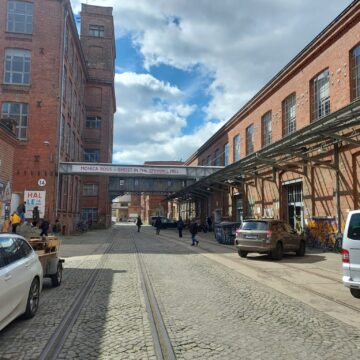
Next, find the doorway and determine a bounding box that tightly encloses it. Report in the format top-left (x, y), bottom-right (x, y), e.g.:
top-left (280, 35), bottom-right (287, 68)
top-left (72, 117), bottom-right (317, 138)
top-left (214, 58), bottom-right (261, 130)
top-left (283, 181), bottom-right (303, 233)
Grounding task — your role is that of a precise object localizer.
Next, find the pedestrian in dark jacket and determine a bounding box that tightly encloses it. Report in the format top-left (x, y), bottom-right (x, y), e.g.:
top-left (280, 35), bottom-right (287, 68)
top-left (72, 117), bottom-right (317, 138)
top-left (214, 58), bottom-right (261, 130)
top-left (207, 216), bottom-right (213, 232)
top-left (177, 216), bottom-right (184, 238)
top-left (39, 219), bottom-right (49, 237)
top-left (136, 216), bottom-right (143, 232)
top-left (32, 206), bottom-right (40, 227)
top-left (17, 202), bottom-right (26, 222)
top-left (154, 217), bottom-right (162, 235)
top-left (189, 219), bottom-right (199, 246)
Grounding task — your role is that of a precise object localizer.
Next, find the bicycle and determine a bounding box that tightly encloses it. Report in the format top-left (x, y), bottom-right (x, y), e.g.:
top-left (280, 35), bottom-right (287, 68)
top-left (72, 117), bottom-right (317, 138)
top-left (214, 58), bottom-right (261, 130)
top-left (333, 233), bottom-right (342, 253)
top-left (75, 221), bottom-right (88, 233)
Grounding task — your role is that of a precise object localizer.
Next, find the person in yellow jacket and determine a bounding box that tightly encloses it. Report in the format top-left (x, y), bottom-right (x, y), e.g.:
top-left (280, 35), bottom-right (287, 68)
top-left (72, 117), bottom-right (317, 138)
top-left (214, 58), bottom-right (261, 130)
top-left (10, 211), bottom-right (21, 234)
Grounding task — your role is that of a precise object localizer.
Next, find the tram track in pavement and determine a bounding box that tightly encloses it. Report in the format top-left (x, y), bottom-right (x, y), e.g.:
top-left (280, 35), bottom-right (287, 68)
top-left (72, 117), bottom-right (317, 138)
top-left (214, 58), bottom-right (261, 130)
top-left (132, 233), bottom-right (176, 360)
top-left (39, 226), bottom-right (176, 360)
top-left (38, 229), bottom-right (117, 360)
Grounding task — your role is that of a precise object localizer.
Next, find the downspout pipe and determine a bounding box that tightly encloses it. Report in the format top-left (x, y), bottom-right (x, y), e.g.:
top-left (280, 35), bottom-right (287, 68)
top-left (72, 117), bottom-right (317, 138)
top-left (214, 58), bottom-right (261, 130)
top-left (55, 8), bottom-right (68, 218)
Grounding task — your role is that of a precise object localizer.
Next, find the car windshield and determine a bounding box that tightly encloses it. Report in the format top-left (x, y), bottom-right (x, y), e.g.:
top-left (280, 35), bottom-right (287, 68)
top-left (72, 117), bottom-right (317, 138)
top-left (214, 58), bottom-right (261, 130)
top-left (241, 221), bottom-right (268, 231)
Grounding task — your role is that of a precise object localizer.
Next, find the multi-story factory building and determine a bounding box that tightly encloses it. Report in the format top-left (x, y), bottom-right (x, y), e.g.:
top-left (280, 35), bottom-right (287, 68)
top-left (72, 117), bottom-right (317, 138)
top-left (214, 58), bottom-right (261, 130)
top-left (0, 0), bottom-right (115, 233)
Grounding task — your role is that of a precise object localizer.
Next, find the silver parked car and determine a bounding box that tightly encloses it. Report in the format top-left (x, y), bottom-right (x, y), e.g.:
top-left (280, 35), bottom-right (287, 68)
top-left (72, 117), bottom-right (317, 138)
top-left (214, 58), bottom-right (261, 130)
top-left (342, 210), bottom-right (360, 298)
top-left (0, 234), bottom-right (43, 331)
top-left (235, 219), bottom-right (306, 260)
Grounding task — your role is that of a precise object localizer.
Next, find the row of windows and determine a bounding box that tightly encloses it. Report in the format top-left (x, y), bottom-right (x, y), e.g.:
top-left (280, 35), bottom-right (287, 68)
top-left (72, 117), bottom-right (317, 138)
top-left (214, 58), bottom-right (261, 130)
top-left (59, 176), bottom-right (98, 221)
top-left (6, 0), bottom-right (104, 38)
top-left (201, 45), bottom-right (360, 165)
top-left (0, 100), bottom-right (100, 142)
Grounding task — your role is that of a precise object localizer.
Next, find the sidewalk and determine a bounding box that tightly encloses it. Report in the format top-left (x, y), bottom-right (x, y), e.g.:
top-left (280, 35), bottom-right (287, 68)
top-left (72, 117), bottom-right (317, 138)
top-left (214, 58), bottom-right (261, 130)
top-left (174, 229), bottom-right (360, 329)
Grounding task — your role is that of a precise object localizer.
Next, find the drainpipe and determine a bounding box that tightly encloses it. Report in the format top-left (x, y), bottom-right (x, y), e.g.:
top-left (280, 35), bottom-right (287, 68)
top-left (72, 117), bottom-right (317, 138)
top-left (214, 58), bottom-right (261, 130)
top-left (334, 143), bottom-right (341, 233)
top-left (55, 8), bottom-right (68, 218)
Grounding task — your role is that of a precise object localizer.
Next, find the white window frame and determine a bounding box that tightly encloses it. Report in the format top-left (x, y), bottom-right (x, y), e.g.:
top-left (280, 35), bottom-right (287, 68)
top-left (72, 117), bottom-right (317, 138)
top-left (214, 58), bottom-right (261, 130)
top-left (1, 102), bottom-right (28, 140)
top-left (7, 0), bottom-right (33, 34)
top-left (4, 48), bottom-right (31, 85)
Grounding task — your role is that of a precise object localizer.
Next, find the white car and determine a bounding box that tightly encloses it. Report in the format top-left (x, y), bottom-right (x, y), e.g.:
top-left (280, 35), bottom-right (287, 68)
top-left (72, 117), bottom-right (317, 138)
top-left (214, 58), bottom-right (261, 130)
top-left (0, 234), bottom-right (43, 331)
top-left (342, 210), bottom-right (360, 298)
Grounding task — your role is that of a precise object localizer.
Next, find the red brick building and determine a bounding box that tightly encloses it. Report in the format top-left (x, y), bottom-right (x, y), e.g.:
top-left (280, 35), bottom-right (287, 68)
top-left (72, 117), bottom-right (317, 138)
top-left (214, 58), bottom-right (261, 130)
top-left (0, 120), bottom-right (17, 229)
top-left (181, 1), bottom-right (360, 236)
top-left (0, 0), bottom-right (115, 233)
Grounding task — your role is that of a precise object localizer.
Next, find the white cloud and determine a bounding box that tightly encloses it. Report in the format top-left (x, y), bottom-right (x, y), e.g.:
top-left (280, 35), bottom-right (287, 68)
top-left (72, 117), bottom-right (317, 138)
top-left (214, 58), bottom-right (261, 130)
top-left (112, 72), bottom-right (209, 163)
top-left (71, 0), bottom-right (352, 163)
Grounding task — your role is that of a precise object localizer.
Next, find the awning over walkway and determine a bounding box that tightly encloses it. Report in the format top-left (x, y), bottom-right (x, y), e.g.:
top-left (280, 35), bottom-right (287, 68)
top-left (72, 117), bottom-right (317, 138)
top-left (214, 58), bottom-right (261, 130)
top-left (168, 99), bottom-right (360, 201)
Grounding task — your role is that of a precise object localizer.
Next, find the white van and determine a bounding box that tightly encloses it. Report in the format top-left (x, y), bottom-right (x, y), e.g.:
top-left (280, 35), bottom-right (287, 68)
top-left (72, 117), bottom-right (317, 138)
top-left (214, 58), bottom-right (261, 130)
top-left (342, 210), bottom-right (360, 298)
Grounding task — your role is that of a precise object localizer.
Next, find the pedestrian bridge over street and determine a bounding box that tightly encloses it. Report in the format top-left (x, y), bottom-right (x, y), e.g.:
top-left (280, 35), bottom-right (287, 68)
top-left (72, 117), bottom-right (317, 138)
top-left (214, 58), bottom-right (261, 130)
top-left (58, 162), bottom-right (223, 195)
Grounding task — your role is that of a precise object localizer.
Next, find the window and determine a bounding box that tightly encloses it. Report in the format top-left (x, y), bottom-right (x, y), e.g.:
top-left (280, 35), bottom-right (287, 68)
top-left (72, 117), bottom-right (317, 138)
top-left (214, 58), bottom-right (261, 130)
top-left (350, 45), bottom-right (360, 101)
top-left (246, 124), bottom-right (254, 155)
top-left (7, 1), bottom-right (33, 34)
top-left (89, 24), bottom-right (104, 37)
top-left (262, 111), bottom-right (272, 147)
top-left (60, 114), bottom-right (65, 152)
top-left (86, 116), bottom-right (101, 129)
top-left (66, 123), bottom-right (71, 154)
top-left (1, 102), bottom-right (28, 139)
top-left (311, 69), bottom-right (330, 121)
top-left (207, 155), bottom-right (211, 166)
top-left (83, 184), bottom-right (99, 196)
top-left (233, 135), bottom-right (240, 162)
top-left (282, 94), bottom-right (296, 136)
top-left (60, 176), bottom-right (68, 211)
top-left (0, 237), bottom-right (23, 264)
top-left (347, 213), bottom-right (360, 240)
top-left (224, 143), bottom-right (229, 166)
top-left (82, 208), bottom-right (98, 222)
top-left (15, 238), bottom-right (32, 257)
top-left (84, 149), bottom-right (100, 162)
top-left (4, 49), bottom-right (31, 85)
top-left (214, 148), bottom-right (221, 166)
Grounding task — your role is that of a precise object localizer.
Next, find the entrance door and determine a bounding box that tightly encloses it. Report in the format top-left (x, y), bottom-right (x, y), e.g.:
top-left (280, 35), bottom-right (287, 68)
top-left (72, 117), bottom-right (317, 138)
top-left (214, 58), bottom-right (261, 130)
top-left (235, 194), bottom-right (243, 223)
top-left (284, 182), bottom-right (304, 233)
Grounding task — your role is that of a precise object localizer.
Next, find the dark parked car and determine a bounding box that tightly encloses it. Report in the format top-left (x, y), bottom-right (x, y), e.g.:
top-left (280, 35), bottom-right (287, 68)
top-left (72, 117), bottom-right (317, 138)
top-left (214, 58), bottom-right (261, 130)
top-left (161, 218), bottom-right (178, 229)
top-left (235, 219), bottom-right (305, 260)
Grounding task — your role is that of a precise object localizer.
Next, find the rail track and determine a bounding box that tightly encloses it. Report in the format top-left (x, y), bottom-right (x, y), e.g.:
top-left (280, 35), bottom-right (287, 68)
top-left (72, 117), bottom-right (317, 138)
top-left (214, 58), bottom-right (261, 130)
top-left (37, 227), bottom-right (176, 360)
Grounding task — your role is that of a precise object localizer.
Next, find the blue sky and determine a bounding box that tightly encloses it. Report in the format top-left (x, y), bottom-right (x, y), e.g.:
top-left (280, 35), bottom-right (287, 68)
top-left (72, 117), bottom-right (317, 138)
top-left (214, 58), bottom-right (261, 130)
top-left (70, 0), bottom-right (353, 164)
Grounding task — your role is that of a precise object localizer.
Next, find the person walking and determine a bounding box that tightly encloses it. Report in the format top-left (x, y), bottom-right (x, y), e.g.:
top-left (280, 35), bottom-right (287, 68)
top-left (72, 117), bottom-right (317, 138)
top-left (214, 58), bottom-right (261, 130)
top-left (52, 218), bottom-right (61, 236)
top-left (207, 216), bottom-right (213, 232)
top-left (32, 206), bottom-right (40, 227)
top-left (17, 202), bottom-right (26, 222)
top-left (189, 219), bottom-right (199, 246)
top-left (136, 216), bottom-right (143, 232)
top-left (177, 216), bottom-right (184, 238)
top-left (10, 211), bottom-right (21, 234)
top-left (39, 218), bottom-right (49, 237)
top-left (154, 216), bottom-right (162, 235)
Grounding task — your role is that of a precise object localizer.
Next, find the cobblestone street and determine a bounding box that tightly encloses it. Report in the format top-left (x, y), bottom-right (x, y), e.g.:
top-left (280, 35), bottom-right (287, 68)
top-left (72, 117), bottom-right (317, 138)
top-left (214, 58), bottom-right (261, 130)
top-left (1, 224), bottom-right (360, 359)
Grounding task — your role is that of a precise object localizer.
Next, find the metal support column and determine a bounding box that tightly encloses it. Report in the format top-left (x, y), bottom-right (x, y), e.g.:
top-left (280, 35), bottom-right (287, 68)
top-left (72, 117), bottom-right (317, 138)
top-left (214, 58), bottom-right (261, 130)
top-left (334, 143), bottom-right (341, 232)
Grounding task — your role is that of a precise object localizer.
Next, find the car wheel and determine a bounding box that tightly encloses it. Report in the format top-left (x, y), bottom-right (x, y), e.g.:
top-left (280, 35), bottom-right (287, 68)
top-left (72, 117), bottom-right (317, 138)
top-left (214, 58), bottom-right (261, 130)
top-left (238, 250), bottom-right (248, 258)
top-left (51, 262), bottom-right (63, 287)
top-left (296, 241), bottom-right (306, 257)
top-left (350, 288), bottom-right (360, 299)
top-left (272, 242), bottom-right (283, 260)
top-left (24, 278), bottom-right (40, 319)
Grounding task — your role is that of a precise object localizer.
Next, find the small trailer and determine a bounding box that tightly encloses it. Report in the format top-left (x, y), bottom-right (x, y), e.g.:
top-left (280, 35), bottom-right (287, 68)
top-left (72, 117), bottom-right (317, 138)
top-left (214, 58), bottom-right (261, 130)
top-left (28, 236), bottom-right (64, 287)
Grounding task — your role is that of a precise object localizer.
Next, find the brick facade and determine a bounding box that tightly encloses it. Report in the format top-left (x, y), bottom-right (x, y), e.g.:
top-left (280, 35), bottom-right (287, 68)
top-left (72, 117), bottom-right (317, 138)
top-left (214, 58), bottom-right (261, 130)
top-left (0, 0), bottom-right (115, 233)
top-left (184, 1), bottom-right (360, 233)
top-left (0, 122), bottom-right (17, 229)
